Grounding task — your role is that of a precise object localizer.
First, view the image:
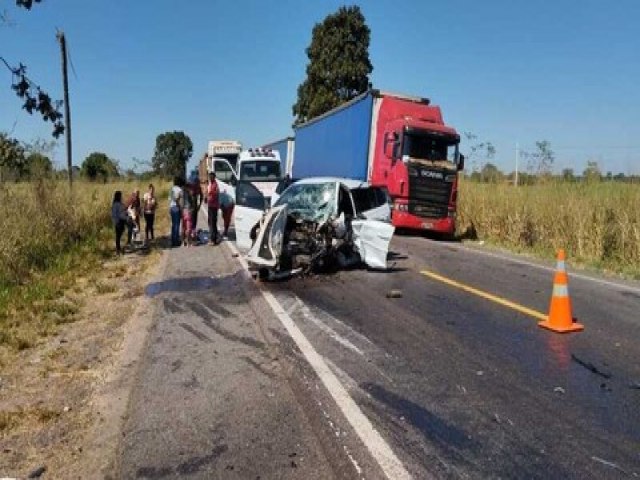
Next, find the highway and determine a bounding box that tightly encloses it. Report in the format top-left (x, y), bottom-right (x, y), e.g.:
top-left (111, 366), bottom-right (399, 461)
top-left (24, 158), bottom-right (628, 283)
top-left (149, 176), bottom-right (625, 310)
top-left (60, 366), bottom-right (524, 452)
top-left (121, 225), bottom-right (640, 479)
top-left (265, 234), bottom-right (640, 479)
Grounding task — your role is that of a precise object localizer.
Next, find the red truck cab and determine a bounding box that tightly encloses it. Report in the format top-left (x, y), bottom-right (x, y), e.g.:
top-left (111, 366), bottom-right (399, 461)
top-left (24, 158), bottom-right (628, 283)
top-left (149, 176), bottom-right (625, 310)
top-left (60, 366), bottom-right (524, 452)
top-left (370, 94), bottom-right (464, 235)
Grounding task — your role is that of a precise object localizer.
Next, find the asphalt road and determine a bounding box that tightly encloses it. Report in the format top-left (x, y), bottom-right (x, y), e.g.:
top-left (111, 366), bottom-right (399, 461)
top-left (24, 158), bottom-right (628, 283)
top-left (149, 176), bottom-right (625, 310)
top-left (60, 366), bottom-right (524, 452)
top-left (119, 217), bottom-right (640, 479)
top-left (265, 234), bottom-right (640, 479)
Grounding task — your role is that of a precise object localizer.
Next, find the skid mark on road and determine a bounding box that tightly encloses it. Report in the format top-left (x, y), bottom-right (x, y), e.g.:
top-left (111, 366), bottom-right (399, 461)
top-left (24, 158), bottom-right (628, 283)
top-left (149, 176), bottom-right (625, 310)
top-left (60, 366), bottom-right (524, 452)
top-left (421, 269), bottom-right (548, 321)
top-left (178, 322), bottom-right (212, 343)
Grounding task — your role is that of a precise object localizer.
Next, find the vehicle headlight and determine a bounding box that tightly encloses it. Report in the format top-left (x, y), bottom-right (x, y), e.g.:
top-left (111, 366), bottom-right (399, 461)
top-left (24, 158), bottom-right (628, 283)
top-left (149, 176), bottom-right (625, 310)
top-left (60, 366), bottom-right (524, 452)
top-left (270, 228), bottom-right (283, 253)
top-left (269, 210), bottom-right (286, 253)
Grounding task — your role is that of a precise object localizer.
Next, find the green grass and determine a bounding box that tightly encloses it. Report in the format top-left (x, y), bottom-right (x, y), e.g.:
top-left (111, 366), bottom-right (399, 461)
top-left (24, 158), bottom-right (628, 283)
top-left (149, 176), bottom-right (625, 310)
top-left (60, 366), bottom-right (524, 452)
top-left (457, 179), bottom-right (640, 278)
top-left (0, 179), bottom-right (170, 354)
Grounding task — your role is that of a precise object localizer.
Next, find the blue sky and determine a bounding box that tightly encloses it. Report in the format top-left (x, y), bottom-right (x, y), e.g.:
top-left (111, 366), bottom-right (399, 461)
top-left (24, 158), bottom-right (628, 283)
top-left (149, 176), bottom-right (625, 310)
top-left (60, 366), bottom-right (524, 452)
top-left (1, 0), bottom-right (639, 175)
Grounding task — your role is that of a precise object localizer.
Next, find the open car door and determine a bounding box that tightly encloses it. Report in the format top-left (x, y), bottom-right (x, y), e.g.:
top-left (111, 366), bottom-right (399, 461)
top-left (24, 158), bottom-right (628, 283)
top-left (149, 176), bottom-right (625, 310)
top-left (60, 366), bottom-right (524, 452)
top-left (234, 181), bottom-right (267, 251)
top-left (246, 205), bottom-right (287, 268)
top-left (350, 220), bottom-right (395, 269)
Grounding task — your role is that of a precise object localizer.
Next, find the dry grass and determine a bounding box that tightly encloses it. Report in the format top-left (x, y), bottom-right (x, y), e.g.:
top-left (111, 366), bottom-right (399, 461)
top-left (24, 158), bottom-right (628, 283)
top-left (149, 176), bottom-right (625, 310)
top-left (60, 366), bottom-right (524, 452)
top-left (0, 179), bottom-right (170, 352)
top-left (457, 179), bottom-right (640, 278)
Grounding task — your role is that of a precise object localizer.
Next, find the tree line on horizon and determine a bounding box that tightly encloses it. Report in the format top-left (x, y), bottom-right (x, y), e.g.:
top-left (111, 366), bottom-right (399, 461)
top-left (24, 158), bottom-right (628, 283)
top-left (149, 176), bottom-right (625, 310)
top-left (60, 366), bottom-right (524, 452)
top-left (0, 130), bottom-right (194, 183)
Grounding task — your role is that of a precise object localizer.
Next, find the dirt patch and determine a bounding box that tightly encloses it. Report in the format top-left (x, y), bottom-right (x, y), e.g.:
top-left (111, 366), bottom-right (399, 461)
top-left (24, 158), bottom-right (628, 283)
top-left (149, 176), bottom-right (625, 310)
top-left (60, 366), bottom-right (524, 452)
top-left (0, 246), bottom-right (167, 479)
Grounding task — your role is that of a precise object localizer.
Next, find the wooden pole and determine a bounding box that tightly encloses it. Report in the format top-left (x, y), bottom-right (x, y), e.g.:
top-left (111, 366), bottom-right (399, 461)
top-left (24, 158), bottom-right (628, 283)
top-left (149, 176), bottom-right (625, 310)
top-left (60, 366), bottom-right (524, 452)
top-left (57, 31), bottom-right (72, 187)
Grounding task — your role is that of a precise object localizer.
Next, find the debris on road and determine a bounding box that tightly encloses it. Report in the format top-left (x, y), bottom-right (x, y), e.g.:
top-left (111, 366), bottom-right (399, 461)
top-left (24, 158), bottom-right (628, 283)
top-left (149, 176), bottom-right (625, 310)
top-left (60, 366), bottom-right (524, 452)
top-left (553, 386), bottom-right (566, 395)
top-left (571, 354), bottom-right (612, 379)
top-left (386, 289), bottom-right (403, 298)
top-left (629, 381), bottom-right (640, 390)
top-left (476, 370), bottom-right (484, 376)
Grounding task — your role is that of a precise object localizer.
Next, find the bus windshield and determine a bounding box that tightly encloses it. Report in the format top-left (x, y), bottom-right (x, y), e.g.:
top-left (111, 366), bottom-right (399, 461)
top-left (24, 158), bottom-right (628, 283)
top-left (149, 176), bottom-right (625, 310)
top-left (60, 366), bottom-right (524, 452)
top-left (239, 160), bottom-right (281, 181)
top-left (402, 133), bottom-right (459, 164)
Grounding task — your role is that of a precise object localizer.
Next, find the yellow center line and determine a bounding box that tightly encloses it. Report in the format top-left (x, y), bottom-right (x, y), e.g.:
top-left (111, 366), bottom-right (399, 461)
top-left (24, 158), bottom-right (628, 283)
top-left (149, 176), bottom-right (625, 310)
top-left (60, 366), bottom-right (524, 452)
top-left (420, 269), bottom-right (548, 321)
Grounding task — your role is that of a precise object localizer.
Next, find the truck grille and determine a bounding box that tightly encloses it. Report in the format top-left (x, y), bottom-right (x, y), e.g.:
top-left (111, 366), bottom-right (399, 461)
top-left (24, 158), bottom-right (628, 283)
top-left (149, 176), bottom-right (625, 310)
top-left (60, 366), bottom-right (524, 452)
top-left (408, 170), bottom-right (452, 219)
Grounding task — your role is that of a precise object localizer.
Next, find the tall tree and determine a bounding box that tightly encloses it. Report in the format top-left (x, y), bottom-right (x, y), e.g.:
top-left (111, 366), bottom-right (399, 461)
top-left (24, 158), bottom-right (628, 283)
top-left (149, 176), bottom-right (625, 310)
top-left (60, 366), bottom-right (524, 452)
top-left (525, 140), bottom-right (555, 177)
top-left (81, 152), bottom-right (119, 182)
top-left (1, 1), bottom-right (64, 137)
top-left (152, 131), bottom-right (193, 179)
top-left (293, 5), bottom-right (373, 124)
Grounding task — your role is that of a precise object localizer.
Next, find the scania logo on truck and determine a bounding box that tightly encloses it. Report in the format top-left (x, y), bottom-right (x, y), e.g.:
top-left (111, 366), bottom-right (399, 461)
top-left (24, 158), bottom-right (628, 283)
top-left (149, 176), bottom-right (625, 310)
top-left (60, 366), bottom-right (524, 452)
top-left (420, 170), bottom-right (443, 179)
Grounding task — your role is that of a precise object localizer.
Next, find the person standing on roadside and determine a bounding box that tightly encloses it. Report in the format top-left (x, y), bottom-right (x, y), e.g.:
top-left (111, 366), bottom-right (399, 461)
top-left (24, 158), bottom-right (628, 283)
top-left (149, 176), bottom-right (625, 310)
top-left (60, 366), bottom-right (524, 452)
top-left (182, 178), bottom-right (195, 247)
top-left (143, 183), bottom-right (157, 242)
top-left (169, 176), bottom-right (184, 247)
top-left (219, 188), bottom-right (235, 239)
top-left (126, 189), bottom-right (141, 244)
top-left (112, 191), bottom-right (131, 255)
top-left (205, 171), bottom-right (220, 244)
top-left (188, 170), bottom-right (203, 242)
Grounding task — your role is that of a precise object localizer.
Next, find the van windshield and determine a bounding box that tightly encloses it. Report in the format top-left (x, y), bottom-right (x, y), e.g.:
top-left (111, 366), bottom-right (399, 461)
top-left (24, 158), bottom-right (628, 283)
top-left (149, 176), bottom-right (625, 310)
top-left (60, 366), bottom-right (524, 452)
top-left (239, 161), bottom-right (281, 181)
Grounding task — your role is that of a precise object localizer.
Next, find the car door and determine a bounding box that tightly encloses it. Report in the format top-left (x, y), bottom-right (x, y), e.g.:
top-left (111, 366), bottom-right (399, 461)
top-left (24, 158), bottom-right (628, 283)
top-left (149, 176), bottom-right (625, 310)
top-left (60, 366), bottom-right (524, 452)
top-left (351, 186), bottom-right (391, 222)
top-left (213, 158), bottom-right (237, 198)
top-left (350, 219), bottom-right (395, 269)
top-left (246, 205), bottom-right (287, 268)
top-left (234, 181), bottom-right (267, 250)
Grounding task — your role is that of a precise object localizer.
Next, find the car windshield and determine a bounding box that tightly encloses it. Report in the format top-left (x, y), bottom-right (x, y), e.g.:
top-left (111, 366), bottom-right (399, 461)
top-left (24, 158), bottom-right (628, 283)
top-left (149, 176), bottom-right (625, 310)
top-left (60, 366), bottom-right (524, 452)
top-left (239, 160), bottom-right (281, 181)
top-left (274, 182), bottom-right (337, 223)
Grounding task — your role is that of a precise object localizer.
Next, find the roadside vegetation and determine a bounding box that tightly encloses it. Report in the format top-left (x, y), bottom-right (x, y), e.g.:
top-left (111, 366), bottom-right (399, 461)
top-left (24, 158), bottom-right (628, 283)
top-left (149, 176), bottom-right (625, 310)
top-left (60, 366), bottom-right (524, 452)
top-left (457, 178), bottom-right (640, 278)
top-left (0, 179), bottom-right (170, 358)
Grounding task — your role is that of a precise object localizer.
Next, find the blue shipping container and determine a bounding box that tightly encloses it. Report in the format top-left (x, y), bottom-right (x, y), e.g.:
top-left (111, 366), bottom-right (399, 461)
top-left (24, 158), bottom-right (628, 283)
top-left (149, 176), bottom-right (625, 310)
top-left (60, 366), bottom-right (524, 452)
top-left (262, 137), bottom-right (292, 172)
top-left (293, 92), bottom-right (373, 181)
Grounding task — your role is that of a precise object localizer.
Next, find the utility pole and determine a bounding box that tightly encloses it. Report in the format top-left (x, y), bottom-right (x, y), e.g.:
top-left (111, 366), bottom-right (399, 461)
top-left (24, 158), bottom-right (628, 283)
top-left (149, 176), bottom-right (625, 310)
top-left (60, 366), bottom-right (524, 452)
top-left (56, 30), bottom-right (72, 187)
top-left (514, 142), bottom-right (519, 187)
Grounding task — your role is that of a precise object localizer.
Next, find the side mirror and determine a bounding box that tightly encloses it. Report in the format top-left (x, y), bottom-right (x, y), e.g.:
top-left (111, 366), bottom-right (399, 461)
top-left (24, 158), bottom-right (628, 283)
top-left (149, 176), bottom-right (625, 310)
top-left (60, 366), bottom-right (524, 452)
top-left (458, 154), bottom-right (465, 171)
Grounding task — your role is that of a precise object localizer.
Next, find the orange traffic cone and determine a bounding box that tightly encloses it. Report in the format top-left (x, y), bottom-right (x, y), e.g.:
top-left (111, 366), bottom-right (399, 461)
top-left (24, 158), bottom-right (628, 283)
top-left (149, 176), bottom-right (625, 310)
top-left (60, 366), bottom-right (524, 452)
top-left (538, 249), bottom-right (584, 333)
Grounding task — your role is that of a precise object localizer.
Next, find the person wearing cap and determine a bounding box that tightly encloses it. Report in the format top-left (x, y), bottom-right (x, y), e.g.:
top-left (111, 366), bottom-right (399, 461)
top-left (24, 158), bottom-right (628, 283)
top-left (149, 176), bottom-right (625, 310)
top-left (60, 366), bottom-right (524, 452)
top-left (205, 170), bottom-right (220, 244)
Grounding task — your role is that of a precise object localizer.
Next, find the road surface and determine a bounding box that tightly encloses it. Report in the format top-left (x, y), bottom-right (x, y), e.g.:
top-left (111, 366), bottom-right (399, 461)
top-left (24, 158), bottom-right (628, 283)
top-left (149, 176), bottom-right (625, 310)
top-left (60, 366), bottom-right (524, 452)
top-left (118, 221), bottom-right (640, 479)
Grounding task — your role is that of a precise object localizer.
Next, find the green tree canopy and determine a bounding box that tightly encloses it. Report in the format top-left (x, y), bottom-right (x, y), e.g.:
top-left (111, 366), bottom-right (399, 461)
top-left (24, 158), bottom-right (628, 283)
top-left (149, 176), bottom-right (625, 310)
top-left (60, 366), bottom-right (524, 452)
top-left (561, 168), bottom-right (575, 182)
top-left (0, 132), bottom-right (27, 180)
top-left (25, 152), bottom-right (52, 177)
top-left (152, 131), bottom-right (193, 179)
top-left (81, 152), bottom-right (119, 181)
top-left (293, 5), bottom-right (373, 124)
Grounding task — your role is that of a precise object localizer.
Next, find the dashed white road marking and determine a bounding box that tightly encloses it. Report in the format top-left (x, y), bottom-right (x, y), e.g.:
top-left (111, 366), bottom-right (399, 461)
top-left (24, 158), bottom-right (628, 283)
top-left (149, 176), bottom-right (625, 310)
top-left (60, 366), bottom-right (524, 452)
top-left (216, 231), bottom-right (413, 480)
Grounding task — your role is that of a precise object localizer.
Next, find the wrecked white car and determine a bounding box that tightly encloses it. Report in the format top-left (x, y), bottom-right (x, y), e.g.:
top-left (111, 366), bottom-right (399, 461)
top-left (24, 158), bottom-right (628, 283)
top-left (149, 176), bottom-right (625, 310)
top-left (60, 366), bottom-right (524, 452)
top-left (234, 178), bottom-right (395, 279)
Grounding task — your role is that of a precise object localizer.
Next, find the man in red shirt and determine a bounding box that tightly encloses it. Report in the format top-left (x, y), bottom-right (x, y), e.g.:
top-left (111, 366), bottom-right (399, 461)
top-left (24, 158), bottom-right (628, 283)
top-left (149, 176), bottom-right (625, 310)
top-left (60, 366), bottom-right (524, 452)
top-left (206, 171), bottom-right (220, 244)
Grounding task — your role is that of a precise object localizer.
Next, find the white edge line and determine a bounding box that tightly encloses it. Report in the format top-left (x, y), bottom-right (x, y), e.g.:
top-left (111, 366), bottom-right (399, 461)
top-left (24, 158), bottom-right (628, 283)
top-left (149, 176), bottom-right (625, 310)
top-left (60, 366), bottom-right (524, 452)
top-left (427, 239), bottom-right (640, 294)
top-left (203, 208), bottom-right (412, 480)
